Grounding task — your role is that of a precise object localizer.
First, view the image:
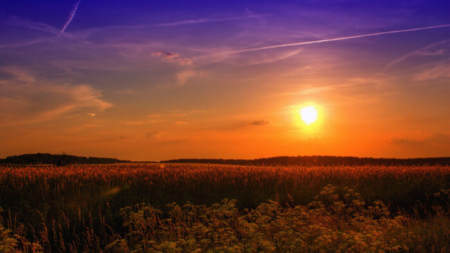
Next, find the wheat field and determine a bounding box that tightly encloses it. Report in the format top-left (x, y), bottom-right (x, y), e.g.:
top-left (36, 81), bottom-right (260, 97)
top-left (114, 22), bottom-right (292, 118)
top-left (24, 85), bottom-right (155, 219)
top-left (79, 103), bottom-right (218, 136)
top-left (1, 164), bottom-right (450, 252)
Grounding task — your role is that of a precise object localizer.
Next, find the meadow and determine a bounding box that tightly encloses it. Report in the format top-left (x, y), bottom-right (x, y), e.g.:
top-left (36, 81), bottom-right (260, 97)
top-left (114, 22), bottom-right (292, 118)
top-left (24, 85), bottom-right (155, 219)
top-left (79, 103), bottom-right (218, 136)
top-left (1, 164), bottom-right (450, 252)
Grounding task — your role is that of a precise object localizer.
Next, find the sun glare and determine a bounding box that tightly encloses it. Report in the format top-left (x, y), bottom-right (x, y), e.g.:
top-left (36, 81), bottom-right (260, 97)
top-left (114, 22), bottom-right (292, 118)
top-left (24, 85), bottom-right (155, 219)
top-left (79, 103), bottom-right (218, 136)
top-left (300, 106), bottom-right (318, 124)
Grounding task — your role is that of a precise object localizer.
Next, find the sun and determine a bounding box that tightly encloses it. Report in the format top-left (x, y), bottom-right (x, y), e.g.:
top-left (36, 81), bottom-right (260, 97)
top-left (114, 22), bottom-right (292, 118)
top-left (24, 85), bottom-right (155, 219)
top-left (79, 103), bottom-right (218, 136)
top-left (300, 106), bottom-right (318, 124)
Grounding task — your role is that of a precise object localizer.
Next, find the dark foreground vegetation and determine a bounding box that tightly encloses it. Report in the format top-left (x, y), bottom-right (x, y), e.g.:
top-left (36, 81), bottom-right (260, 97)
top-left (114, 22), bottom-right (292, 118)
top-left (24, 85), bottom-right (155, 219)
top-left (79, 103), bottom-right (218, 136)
top-left (1, 164), bottom-right (450, 252)
top-left (0, 153), bottom-right (132, 166)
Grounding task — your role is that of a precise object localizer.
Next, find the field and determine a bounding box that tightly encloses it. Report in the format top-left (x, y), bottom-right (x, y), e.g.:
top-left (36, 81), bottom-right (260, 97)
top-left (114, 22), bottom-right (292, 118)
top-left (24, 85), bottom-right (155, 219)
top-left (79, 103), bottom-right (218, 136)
top-left (1, 164), bottom-right (450, 252)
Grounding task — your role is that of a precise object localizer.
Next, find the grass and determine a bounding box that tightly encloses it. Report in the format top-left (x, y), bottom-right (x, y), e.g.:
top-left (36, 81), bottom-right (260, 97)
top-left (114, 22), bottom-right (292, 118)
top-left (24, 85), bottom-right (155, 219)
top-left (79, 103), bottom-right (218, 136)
top-left (1, 164), bottom-right (450, 252)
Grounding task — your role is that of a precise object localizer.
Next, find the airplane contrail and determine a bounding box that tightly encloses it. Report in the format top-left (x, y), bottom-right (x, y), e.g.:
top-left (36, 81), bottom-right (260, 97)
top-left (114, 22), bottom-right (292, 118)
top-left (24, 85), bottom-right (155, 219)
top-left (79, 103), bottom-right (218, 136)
top-left (228, 24), bottom-right (450, 54)
top-left (58, 0), bottom-right (82, 37)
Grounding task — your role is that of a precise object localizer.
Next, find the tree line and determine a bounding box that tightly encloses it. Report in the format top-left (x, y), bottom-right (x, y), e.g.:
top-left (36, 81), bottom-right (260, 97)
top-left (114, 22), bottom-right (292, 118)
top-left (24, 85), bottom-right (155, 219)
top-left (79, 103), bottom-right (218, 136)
top-left (2, 153), bottom-right (450, 166)
top-left (0, 153), bottom-right (131, 166)
top-left (161, 155), bottom-right (450, 166)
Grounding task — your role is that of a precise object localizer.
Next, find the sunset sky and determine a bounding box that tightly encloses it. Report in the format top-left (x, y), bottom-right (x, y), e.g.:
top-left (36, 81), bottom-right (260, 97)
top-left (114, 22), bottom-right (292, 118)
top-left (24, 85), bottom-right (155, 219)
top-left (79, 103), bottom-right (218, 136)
top-left (1, 1), bottom-right (449, 161)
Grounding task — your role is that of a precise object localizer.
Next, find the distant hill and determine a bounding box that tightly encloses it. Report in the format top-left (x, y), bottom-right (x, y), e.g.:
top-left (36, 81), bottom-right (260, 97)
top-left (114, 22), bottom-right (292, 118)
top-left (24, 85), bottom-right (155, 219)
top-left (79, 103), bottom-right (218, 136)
top-left (161, 156), bottom-right (450, 166)
top-left (0, 153), bottom-right (132, 166)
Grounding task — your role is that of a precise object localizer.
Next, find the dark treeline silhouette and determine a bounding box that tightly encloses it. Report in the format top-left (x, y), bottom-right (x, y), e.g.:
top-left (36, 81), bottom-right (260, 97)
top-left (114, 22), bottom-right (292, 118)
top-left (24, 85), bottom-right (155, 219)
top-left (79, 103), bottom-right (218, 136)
top-left (161, 156), bottom-right (450, 166)
top-left (0, 153), bottom-right (131, 166)
top-left (2, 154), bottom-right (450, 166)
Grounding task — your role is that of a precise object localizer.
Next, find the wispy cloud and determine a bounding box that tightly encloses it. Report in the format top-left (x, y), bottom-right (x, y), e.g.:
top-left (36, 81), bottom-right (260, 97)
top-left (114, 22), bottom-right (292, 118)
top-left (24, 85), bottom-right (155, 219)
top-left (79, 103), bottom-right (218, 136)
top-left (147, 113), bottom-right (162, 118)
top-left (383, 39), bottom-right (450, 71)
top-left (224, 24), bottom-right (450, 54)
top-left (0, 66), bottom-right (111, 125)
top-left (58, 0), bottom-right (82, 37)
top-left (172, 109), bottom-right (216, 117)
top-left (237, 49), bottom-right (302, 66)
top-left (175, 121), bottom-right (188, 125)
top-left (418, 49), bottom-right (446, 56)
top-left (392, 133), bottom-right (450, 146)
top-left (2, 66), bottom-right (36, 83)
top-left (121, 120), bottom-right (161, 126)
top-left (7, 16), bottom-right (60, 35)
top-left (153, 14), bottom-right (269, 27)
top-left (176, 70), bottom-right (203, 84)
top-left (301, 85), bottom-right (349, 95)
top-left (414, 63), bottom-right (450, 81)
top-left (146, 131), bottom-right (162, 139)
top-left (250, 119), bottom-right (270, 126)
top-left (0, 38), bottom-right (52, 49)
top-left (152, 52), bottom-right (192, 65)
top-left (145, 130), bottom-right (188, 145)
top-left (268, 83), bottom-right (360, 97)
top-left (121, 114), bottom-right (165, 126)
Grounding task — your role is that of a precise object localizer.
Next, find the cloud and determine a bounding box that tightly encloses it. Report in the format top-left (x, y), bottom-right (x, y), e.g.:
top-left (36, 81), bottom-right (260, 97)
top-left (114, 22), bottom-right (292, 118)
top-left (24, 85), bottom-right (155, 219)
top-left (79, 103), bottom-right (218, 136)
top-left (219, 24), bottom-right (450, 55)
top-left (176, 70), bottom-right (203, 84)
top-left (144, 130), bottom-right (187, 145)
top-left (297, 83), bottom-right (359, 95)
top-left (147, 113), bottom-right (162, 118)
top-left (0, 38), bottom-right (52, 49)
top-left (414, 63), bottom-right (450, 81)
top-left (250, 119), bottom-right (270, 126)
top-left (121, 120), bottom-right (160, 126)
top-left (121, 114), bottom-right (165, 126)
top-left (271, 75), bottom-right (387, 97)
top-left (1, 66), bottom-right (36, 83)
top-left (153, 14), bottom-right (269, 27)
top-left (152, 52), bottom-right (192, 65)
top-left (7, 16), bottom-right (60, 35)
top-left (418, 49), bottom-right (446, 56)
top-left (59, 0), bottom-right (82, 37)
top-left (237, 49), bottom-right (301, 66)
top-left (383, 39), bottom-right (450, 71)
top-left (0, 66), bottom-right (111, 125)
top-left (392, 133), bottom-right (450, 147)
top-left (119, 136), bottom-right (134, 140)
top-left (65, 123), bottom-right (101, 133)
top-left (172, 108), bottom-right (216, 117)
top-left (146, 131), bottom-right (162, 139)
